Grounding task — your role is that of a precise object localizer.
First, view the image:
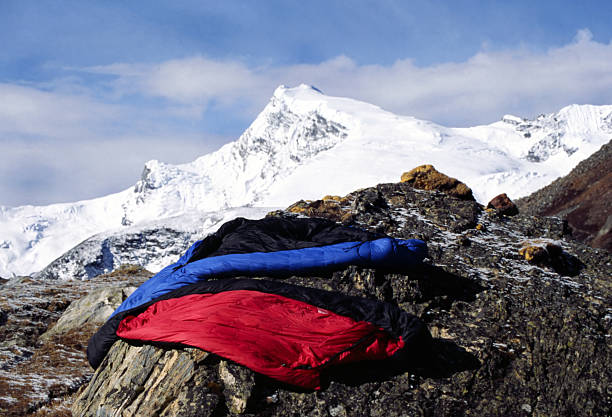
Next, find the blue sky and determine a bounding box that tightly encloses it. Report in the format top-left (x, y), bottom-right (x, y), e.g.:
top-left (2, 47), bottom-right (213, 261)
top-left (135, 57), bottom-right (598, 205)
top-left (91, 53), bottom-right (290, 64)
top-left (1, 0), bottom-right (612, 206)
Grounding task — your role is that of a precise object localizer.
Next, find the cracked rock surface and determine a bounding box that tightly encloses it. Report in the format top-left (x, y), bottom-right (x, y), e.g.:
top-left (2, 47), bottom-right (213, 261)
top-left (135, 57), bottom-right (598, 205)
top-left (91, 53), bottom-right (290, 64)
top-left (0, 265), bottom-right (151, 416)
top-left (71, 182), bottom-right (611, 417)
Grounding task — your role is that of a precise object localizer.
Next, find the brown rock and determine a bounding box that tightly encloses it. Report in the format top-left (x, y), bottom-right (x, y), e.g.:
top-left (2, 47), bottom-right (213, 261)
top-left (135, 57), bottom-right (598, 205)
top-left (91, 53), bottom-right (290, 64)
top-left (321, 195), bottom-right (342, 202)
top-left (285, 198), bottom-right (353, 223)
top-left (519, 239), bottom-right (564, 261)
top-left (486, 193), bottom-right (519, 216)
top-left (519, 243), bottom-right (549, 262)
top-left (518, 240), bottom-right (580, 276)
top-left (400, 165), bottom-right (474, 200)
top-left (516, 140), bottom-right (612, 251)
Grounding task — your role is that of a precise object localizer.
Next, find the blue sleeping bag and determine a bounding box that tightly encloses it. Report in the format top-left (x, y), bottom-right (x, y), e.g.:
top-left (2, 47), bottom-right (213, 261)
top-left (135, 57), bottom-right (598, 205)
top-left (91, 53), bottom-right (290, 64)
top-left (112, 236), bottom-right (426, 316)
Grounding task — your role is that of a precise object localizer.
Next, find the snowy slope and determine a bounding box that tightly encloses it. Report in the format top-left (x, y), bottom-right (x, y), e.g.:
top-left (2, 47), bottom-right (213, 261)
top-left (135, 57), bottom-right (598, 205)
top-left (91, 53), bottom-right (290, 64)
top-left (35, 206), bottom-right (272, 281)
top-left (1, 85), bottom-right (610, 278)
top-left (262, 92), bottom-right (612, 206)
top-left (0, 191), bottom-right (130, 278)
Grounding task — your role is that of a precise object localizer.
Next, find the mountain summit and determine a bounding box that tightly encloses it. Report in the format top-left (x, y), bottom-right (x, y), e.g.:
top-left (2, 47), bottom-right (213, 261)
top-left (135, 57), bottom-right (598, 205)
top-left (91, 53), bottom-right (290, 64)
top-left (1, 86), bottom-right (611, 278)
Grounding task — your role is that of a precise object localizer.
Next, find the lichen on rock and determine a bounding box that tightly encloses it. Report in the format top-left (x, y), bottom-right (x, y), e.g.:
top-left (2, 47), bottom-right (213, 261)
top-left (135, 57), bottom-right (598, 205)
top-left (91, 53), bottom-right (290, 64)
top-left (72, 342), bottom-right (220, 417)
top-left (400, 164), bottom-right (475, 200)
top-left (68, 180), bottom-right (610, 417)
top-left (0, 266), bottom-right (151, 416)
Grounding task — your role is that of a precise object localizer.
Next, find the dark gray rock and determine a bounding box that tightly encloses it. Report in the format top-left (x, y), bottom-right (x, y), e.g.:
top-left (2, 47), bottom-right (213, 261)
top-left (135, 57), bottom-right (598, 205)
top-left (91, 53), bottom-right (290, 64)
top-left (36, 227), bottom-right (195, 280)
top-left (71, 181), bottom-right (611, 417)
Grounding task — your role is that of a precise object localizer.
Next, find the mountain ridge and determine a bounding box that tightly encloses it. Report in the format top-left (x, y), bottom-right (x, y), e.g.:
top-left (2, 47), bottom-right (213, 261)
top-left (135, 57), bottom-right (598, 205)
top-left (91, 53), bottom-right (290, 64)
top-left (517, 140), bottom-right (612, 251)
top-left (1, 85), bottom-right (610, 278)
top-left (3, 176), bottom-right (607, 416)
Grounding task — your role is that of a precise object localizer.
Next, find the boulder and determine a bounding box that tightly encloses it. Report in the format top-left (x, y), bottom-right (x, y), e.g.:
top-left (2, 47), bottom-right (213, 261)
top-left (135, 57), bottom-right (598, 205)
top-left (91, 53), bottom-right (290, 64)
top-left (487, 193), bottom-right (519, 216)
top-left (40, 286), bottom-right (137, 341)
top-left (400, 164), bottom-right (475, 200)
top-left (518, 239), bottom-right (583, 276)
top-left (285, 198), bottom-right (353, 223)
top-left (72, 342), bottom-right (220, 417)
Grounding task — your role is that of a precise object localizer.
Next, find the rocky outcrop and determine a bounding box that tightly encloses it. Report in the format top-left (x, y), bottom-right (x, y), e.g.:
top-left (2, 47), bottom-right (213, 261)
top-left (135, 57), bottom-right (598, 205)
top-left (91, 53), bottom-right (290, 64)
top-left (74, 342), bottom-right (220, 417)
top-left (0, 265), bottom-right (151, 416)
top-left (73, 181), bottom-right (610, 417)
top-left (400, 164), bottom-right (475, 200)
top-left (517, 140), bottom-right (612, 251)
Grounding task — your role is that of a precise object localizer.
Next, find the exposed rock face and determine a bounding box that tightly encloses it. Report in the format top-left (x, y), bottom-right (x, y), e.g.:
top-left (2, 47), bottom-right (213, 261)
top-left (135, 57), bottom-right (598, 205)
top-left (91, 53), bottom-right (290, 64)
top-left (218, 360), bottom-right (256, 414)
top-left (36, 227), bottom-right (196, 281)
top-left (73, 182), bottom-right (610, 417)
top-left (400, 164), bottom-right (475, 200)
top-left (517, 140), bottom-right (612, 251)
top-left (0, 266), bottom-right (151, 416)
top-left (487, 193), bottom-right (519, 216)
top-left (39, 286), bottom-right (138, 341)
top-left (74, 342), bottom-right (220, 417)
top-left (34, 208), bottom-right (272, 281)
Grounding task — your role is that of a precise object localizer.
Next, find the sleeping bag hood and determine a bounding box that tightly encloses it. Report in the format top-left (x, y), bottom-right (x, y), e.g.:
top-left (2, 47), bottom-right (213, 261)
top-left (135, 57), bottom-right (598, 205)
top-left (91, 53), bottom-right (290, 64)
top-left (88, 217), bottom-right (430, 389)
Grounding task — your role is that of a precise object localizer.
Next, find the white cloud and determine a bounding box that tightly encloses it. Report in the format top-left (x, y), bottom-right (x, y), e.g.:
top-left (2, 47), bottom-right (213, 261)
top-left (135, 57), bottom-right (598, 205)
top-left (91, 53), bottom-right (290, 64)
top-left (282, 31), bottom-right (612, 125)
top-left (0, 83), bottom-right (229, 206)
top-left (145, 57), bottom-right (259, 103)
top-left (574, 28), bottom-right (593, 43)
top-left (85, 29), bottom-right (612, 126)
top-left (2, 29), bottom-right (612, 206)
top-left (0, 83), bottom-right (119, 139)
top-left (0, 132), bottom-right (229, 206)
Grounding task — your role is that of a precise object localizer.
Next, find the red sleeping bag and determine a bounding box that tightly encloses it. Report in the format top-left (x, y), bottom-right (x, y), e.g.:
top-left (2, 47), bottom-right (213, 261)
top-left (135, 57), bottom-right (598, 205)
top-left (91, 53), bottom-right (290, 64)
top-left (89, 278), bottom-right (431, 389)
top-left (117, 290), bottom-right (405, 389)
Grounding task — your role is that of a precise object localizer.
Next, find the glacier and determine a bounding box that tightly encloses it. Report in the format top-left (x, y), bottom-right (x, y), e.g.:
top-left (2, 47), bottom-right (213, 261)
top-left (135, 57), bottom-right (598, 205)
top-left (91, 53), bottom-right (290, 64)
top-left (1, 84), bottom-right (610, 279)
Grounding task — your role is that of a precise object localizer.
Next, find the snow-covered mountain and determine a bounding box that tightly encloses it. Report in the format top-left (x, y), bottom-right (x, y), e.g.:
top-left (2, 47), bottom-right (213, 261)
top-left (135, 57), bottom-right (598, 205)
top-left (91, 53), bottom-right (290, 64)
top-left (34, 206), bottom-right (272, 281)
top-left (1, 84), bottom-right (611, 279)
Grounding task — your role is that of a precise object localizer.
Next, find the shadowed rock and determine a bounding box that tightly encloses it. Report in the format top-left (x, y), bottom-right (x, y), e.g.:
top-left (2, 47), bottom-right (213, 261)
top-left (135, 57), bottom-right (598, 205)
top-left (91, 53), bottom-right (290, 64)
top-left (69, 181), bottom-right (610, 417)
top-left (487, 193), bottom-right (519, 216)
top-left (517, 140), bottom-right (612, 251)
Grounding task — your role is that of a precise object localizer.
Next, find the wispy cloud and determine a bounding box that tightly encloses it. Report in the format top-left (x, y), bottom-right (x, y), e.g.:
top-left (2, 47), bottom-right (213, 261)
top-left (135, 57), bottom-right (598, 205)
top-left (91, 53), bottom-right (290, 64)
top-left (0, 83), bottom-right (229, 206)
top-left (0, 131), bottom-right (228, 206)
top-left (0, 83), bottom-right (119, 138)
top-left (2, 29), bottom-right (611, 206)
top-left (85, 29), bottom-right (612, 126)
